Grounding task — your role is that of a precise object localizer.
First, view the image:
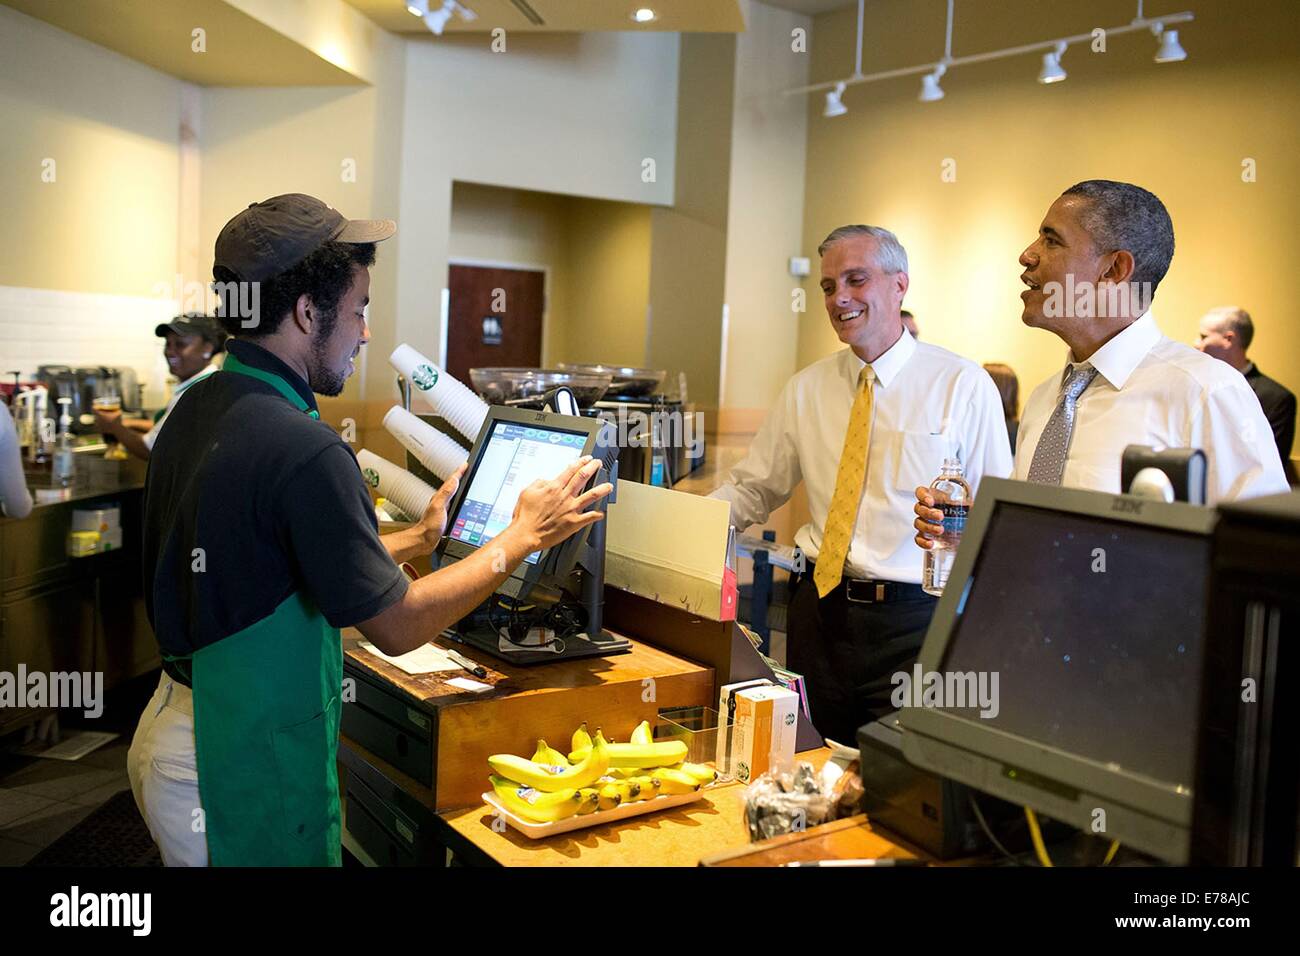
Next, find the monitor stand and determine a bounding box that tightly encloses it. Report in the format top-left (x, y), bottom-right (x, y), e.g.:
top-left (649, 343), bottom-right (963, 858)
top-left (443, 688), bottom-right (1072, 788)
top-left (451, 614), bottom-right (631, 667)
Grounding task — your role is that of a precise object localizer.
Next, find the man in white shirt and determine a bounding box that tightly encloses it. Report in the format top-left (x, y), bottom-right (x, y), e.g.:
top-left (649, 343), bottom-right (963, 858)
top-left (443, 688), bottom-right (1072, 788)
top-left (914, 180), bottom-right (1287, 548)
top-left (712, 225), bottom-right (1012, 743)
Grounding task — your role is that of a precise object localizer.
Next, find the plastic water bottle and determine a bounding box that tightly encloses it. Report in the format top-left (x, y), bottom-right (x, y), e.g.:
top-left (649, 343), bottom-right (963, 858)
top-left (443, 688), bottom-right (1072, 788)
top-left (922, 457), bottom-right (971, 596)
top-left (53, 397), bottom-right (75, 487)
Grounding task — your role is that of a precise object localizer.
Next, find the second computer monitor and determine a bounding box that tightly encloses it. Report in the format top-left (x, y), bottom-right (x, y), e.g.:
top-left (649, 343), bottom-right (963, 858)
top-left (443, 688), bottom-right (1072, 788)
top-left (900, 477), bottom-right (1217, 863)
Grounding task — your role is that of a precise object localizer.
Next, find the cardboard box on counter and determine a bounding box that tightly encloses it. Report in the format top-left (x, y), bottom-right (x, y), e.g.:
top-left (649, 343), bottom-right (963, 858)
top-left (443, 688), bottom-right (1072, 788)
top-left (604, 479), bottom-right (736, 621)
top-left (730, 685), bottom-right (799, 784)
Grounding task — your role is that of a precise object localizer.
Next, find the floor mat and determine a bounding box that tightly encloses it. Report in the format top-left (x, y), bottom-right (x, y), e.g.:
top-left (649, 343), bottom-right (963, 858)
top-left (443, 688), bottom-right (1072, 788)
top-left (25, 789), bottom-right (161, 867)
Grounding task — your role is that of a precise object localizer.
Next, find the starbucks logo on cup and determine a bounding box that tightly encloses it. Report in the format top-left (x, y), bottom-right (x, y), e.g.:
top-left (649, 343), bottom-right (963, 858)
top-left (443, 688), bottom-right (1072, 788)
top-left (411, 364), bottom-right (439, 391)
top-left (362, 468), bottom-right (380, 488)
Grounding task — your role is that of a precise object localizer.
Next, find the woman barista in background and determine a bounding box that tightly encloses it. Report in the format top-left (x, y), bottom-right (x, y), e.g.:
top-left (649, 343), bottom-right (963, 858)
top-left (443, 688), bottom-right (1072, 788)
top-left (94, 314), bottom-right (226, 460)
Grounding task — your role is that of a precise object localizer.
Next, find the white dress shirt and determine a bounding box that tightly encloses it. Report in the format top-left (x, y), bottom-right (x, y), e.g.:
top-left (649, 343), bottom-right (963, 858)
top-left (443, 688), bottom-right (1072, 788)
top-left (1, 402), bottom-right (34, 519)
top-left (1015, 312), bottom-right (1289, 503)
top-left (712, 329), bottom-right (1013, 583)
top-left (143, 363), bottom-right (220, 451)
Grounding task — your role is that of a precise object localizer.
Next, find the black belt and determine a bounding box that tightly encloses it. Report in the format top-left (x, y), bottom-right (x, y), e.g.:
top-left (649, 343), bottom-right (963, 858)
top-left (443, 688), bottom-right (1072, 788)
top-left (799, 560), bottom-right (928, 605)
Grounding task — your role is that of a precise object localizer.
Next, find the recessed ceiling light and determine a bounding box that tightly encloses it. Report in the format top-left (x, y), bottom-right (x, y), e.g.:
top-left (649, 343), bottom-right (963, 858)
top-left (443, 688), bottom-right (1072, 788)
top-left (406, 0), bottom-right (428, 16)
top-left (632, 8), bottom-right (657, 24)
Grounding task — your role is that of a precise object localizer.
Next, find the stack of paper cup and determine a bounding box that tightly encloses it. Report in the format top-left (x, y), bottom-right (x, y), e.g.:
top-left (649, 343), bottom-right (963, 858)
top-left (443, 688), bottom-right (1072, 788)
top-left (388, 344), bottom-right (488, 443)
top-left (356, 449), bottom-right (436, 521)
top-left (383, 407), bottom-right (469, 480)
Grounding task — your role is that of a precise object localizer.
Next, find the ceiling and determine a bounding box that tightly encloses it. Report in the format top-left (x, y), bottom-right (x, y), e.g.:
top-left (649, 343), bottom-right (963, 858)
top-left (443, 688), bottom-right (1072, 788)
top-left (343, 0), bottom-right (746, 33)
top-left (1, 0), bottom-right (363, 85)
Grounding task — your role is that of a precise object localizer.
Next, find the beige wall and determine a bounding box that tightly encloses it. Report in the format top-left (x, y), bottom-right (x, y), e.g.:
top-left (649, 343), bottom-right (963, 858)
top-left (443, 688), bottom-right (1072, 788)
top-left (720, 0), bottom-right (810, 413)
top-left (559, 197), bottom-right (653, 369)
top-left (448, 182), bottom-right (653, 371)
top-left (647, 32), bottom-right (736, 411)
top-left (394, 32), bottom-right (680, 396)
top-left (800, 0), bottom-right (1300, 403)
top-left (0, 4), bottom-right (180, 297)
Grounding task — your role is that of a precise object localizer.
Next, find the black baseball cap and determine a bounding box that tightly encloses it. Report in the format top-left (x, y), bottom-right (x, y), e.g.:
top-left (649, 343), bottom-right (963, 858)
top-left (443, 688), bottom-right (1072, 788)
top-left (213, 193), bottom-right (396, 283)
top-left (155, 314), bottom-right (225, 343)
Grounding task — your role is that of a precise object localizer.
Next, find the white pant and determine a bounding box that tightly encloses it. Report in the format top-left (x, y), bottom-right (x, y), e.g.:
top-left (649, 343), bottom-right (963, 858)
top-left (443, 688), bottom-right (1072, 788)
top-left (127, 673), bottom-right (209, 866)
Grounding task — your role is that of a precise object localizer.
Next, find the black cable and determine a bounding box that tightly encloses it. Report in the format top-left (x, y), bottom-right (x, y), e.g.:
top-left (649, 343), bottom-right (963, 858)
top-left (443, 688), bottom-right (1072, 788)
top-left (967, 791), bottom-right (1032, 866)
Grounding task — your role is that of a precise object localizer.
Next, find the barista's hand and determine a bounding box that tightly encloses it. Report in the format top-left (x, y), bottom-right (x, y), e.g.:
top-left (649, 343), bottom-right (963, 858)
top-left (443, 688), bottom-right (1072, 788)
top-left (417, 463), bottom-right (466, 547)
top-left (511, 457), bottom-right (612, 552)
top-left (913, 486), bottom-right (945, 550)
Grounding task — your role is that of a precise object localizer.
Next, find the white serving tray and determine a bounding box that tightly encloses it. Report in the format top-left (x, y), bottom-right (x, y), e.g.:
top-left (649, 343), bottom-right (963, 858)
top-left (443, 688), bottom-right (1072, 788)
top-left (482, 786), bottom-right (712, 839)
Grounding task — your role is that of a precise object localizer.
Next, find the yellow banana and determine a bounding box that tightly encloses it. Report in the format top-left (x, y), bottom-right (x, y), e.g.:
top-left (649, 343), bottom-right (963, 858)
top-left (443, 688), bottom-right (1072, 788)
top-left (531, 738), bottom-right (572, 770)
top-left (651, 767), bottom-right (702, 795)
top-left (598, 777), bottom-right (638, 804)
top-left (673, 762), bottom-right (718, 786)
top-left (489, 775), bottom-right (583, 824)
top-left (622, 774), bottom-right (660, 801)
top-left (596, 782), bottom-right (624, 811)
top-left (571, 722), bottom-right (593, 754)
top-left (489, 731), bottom-right (610, 791)
top-left (630, 720), bottom-right (654, 746)
top-left (568, 739), bottom-right (688, 769)
top-left (576, 788), bottom-right (602, 814)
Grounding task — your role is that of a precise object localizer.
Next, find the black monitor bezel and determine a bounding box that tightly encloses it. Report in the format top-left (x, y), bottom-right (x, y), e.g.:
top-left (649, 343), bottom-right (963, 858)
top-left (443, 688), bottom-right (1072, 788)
top-left (900, 477), bottom-right (1218, 828)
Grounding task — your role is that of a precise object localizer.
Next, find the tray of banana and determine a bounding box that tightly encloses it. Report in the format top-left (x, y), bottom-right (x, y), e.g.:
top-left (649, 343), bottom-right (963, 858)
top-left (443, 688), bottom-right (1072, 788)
top-left (481, 721), bottom-right (721, 840)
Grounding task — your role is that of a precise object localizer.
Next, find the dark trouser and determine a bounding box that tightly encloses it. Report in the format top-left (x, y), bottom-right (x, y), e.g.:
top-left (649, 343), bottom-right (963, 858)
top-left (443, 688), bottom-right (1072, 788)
top-left (786, 571), bottom-right (938, 745)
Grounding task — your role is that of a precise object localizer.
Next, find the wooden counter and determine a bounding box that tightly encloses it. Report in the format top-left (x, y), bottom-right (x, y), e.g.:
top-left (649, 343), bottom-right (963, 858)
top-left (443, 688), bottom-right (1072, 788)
top-left (432, 747), bottom-right (913, 867)
top-left (700, 814), bottom-right (919, 867)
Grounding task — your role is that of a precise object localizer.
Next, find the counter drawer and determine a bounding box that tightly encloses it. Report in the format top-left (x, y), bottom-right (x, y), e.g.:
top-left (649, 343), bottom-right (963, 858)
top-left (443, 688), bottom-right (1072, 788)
top-left (340, 744), bottom-right (441, 866)
top-left (341, 664), bottom-right (434, 786)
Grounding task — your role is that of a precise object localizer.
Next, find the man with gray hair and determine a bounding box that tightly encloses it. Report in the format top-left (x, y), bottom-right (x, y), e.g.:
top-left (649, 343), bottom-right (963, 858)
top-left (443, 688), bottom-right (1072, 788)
top-left (915, 181), bottom-right (1285, 554)
top-left (1197, 305), bottom-right (1295, 478)
top-left (711, 224), bottom-right (1012, 744)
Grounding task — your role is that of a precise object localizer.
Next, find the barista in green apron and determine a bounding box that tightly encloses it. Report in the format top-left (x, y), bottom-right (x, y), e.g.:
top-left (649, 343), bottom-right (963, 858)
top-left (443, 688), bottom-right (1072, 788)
top-left (132, 194), bottom-right (611, 866)
top-left (168, 352), bottom-right (340, 866)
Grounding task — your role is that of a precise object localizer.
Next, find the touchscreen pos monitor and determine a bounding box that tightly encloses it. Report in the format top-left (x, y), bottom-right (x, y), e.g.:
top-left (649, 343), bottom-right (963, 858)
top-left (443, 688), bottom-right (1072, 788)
top-left (900, 477), bottom-right (1217, 864)
top-left (436, 405), bottom-right (625, 663)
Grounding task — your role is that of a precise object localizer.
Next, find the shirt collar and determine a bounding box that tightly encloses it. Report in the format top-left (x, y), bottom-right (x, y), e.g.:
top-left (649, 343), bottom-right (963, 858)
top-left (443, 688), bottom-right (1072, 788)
top-left (173, 362), bottom-right (220, 395)
top-left (225, 339), bottom-right (319, 414)
top-left (1069, 311), bottom-right (1162, 390)
top-left (848, 327), bottom-right (916, 389)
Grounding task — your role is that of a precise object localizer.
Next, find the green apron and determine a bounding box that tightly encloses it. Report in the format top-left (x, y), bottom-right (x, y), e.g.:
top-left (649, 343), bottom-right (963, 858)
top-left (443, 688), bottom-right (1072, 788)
top-left (168, 354), bottom-right (340, 866)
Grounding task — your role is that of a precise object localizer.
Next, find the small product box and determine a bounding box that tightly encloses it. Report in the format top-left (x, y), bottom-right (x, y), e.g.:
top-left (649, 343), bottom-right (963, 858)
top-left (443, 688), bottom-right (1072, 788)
top-left (716, 678), bottom-right (772, 773)
top-left (730, 685), bottom-right (800, 784)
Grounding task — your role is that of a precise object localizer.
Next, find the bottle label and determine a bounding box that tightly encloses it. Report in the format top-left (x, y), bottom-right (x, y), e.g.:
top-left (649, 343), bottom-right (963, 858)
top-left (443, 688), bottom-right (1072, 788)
top-left (941, 503), bottom-right (968, 536)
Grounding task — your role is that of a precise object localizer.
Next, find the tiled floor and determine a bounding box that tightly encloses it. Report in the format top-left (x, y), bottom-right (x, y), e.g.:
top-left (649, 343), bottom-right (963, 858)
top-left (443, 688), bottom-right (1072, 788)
top-left (0, 737), bottom-right (133, 865)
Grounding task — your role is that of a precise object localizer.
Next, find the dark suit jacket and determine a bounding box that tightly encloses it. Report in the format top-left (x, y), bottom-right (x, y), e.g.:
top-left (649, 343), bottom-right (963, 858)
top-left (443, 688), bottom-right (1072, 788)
top-left (1245, 364), bottom-right (1297, 479)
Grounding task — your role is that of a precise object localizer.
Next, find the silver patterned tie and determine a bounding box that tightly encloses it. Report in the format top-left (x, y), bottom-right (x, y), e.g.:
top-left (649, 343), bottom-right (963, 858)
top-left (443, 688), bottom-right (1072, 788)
top-left (1026, 364), bottom-right (1099, 485)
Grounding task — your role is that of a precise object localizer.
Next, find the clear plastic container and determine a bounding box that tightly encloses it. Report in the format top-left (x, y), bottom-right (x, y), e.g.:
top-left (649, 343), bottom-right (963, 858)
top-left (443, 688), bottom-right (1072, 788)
top-left (654, 706), bottom-right (734, 779)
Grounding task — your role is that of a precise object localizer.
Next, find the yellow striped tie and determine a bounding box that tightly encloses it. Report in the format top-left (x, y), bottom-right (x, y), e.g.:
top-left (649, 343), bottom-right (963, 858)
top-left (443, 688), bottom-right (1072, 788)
top-left (814, 365), bottom-right (875, 598)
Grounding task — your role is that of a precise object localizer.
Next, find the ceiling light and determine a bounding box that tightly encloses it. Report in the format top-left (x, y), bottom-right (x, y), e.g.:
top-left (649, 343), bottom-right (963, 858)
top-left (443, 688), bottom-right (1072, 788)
top-left (424, 2), bottom-right (453, 34)
top-left (1038, 42), bottom-right (1067, 83)
top-left (1154, 28), bottom-right (1187, 63)
top-left (632, 8), bottom-right (657, 23)
top-left (824, 82), bottom-right (848, 117)
top-left (919, 68), bottom-right (945, 102)
top-left (405, 0), bottom-right (428, 16)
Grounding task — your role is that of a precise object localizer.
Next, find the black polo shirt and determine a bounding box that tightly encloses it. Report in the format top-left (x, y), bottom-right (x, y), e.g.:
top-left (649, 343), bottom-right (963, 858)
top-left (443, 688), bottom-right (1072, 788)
top-left (142, 339), bottom-right (408, 665)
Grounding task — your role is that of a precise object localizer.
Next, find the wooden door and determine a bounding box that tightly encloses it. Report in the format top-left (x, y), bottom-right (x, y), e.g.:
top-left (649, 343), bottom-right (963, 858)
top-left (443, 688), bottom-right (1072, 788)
top-left (446, 264), bottom-right (545, 383)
